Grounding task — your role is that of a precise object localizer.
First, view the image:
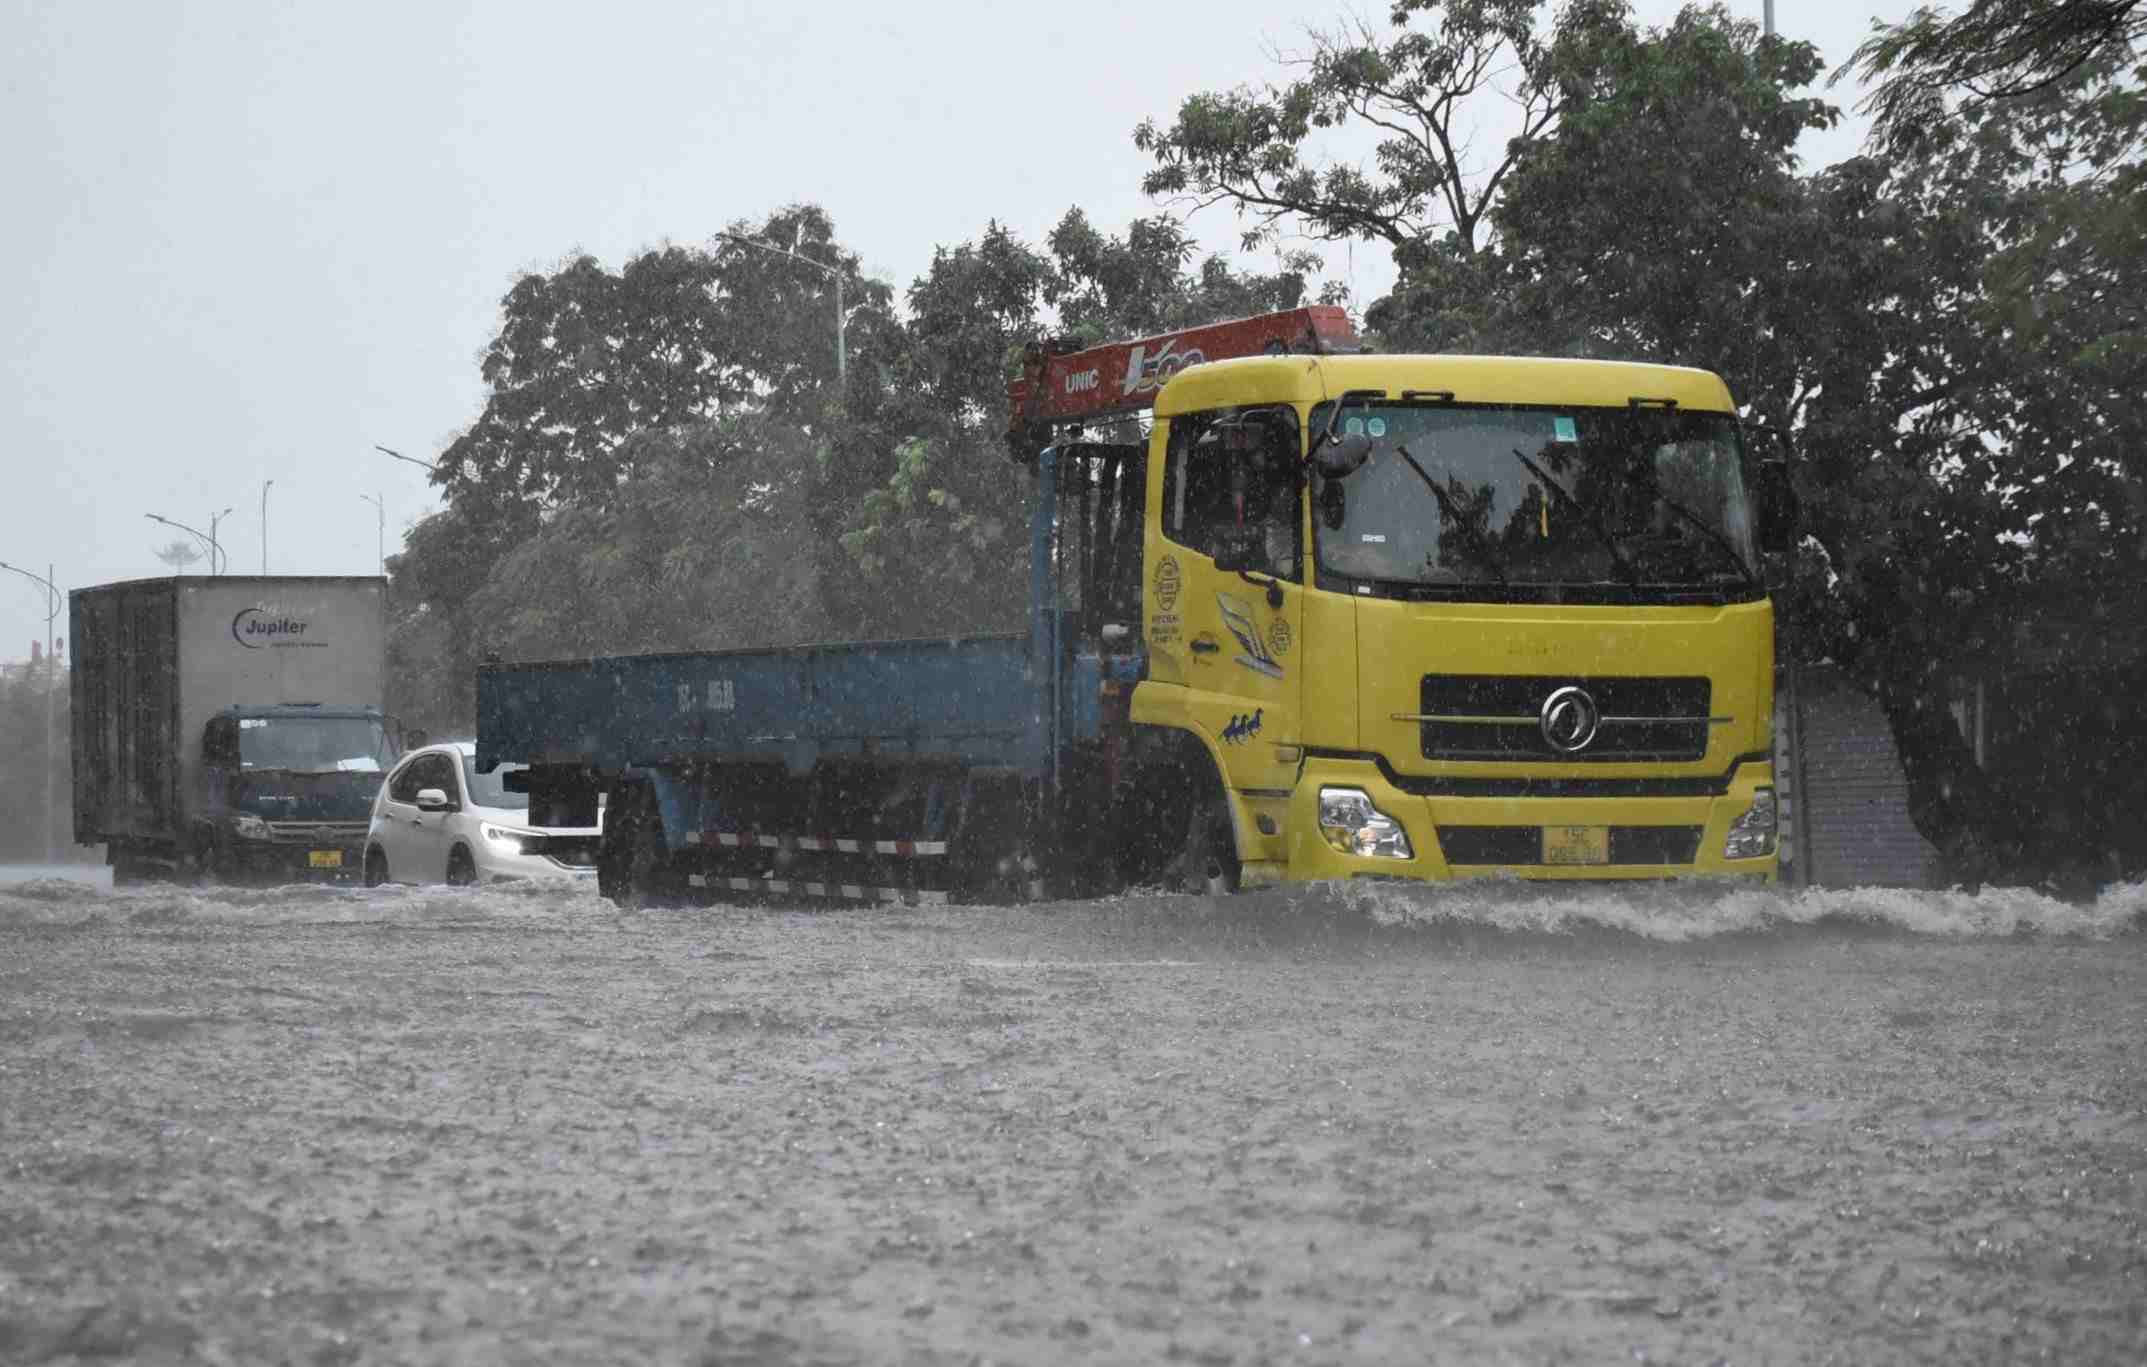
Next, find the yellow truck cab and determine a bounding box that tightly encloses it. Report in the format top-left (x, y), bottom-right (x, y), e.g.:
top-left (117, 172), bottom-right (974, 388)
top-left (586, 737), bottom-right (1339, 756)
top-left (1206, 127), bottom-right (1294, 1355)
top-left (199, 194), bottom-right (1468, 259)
top-left (1124, 349), bottom-right (1785, 886)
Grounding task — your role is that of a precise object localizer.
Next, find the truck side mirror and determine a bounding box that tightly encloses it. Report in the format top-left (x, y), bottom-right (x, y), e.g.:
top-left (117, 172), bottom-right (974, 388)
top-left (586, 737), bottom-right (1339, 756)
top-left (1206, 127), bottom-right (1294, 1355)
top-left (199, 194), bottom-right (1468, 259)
top-left (1312, 432), bottom-right (1373, 480)
top-left (1211, 530), bottom-right (1261, 574)
top-left (1754, 460), bottom-right (1798, 555)
top-left (415, 788), bottom-right (454, 812)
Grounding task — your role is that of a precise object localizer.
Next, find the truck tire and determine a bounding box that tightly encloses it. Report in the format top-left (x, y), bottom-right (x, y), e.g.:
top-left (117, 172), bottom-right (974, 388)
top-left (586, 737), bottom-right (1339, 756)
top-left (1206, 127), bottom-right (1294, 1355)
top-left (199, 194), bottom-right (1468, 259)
top-left (1172, 788), bottom-right (1241, 895)
top-left (602, 787), bottom-right (682, 910)
top-left (1117, 730), bottom-right (1241, 893)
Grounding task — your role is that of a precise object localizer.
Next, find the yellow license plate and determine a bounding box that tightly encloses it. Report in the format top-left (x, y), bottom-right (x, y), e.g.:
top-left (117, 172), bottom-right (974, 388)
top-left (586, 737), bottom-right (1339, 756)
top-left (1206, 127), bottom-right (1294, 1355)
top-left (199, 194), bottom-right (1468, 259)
top-left (1542, 826), bottom-right (1609, 865)
top-left (308, 850), bottom-right (344, 869)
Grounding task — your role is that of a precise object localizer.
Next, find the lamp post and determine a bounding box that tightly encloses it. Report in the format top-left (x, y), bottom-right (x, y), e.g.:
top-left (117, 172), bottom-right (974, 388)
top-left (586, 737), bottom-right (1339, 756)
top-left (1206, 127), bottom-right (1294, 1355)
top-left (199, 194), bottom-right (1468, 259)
top-left (261, 479), bottom-right (273, 574)
top-left (375, 444), bottom-right (440, 475)
top-left (359, 493), bottom-right (385, 573)
top-left (716, 232), bottom-right (846, 389)
top-left (206, 505), bottom-right (234, 576)
top-left (0, 559), bottom-right (61, 863)
top-left (146, 512), bottom-right (217, 572)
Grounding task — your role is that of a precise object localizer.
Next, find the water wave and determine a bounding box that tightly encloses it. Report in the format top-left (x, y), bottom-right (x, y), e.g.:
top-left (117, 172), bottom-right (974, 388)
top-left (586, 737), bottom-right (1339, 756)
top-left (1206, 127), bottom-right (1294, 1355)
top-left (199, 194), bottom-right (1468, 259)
top-left (1322, 876), bottom-right (2146, 941)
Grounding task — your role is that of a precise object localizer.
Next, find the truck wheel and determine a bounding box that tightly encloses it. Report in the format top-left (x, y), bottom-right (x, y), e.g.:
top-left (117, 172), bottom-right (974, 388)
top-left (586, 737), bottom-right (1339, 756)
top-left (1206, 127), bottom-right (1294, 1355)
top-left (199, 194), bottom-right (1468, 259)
top-left (363, 847), bottom-right (390, 887)
top-left (1172, 790), bottom-right (1241, 895)
top-left (446, 847), bottom-right (478, 887)
top-left (603, 789), bottom-right (680, 910)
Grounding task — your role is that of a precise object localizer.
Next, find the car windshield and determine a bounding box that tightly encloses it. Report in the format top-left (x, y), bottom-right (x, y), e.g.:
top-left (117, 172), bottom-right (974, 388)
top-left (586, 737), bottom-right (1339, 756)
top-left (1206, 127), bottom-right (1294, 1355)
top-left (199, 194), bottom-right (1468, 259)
top-left (238, 717), bottom-right (394, 773)
top-left (461, 756), bottom-right (530, 810)
top-left (1310, 400), bottom-right (1758, 599)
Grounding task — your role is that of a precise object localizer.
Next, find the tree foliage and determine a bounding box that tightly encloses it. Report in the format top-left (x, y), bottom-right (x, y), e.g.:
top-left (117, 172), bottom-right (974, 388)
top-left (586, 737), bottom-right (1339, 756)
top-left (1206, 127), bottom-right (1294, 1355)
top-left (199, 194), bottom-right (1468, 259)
top-left (1845, 0), bottom-right (2146, 151)
top-left (1134, 0), bottom-right (1629, 266)
top-left (0, 662), bottom-right (76, 862)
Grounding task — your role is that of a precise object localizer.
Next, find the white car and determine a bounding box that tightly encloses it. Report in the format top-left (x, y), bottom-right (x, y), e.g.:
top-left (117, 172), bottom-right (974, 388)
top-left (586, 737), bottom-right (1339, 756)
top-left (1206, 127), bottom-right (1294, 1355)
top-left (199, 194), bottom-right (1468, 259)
top-left (363, 741), bottom-right (600, 886)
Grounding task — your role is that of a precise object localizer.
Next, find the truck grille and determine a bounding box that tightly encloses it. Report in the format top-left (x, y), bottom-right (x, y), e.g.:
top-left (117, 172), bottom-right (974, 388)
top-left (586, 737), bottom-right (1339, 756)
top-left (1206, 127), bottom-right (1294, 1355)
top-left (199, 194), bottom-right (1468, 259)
top-left (1414, 675), bottom-right (1713, 763)
top-left (1438, 825), bottom-right (1704, 866)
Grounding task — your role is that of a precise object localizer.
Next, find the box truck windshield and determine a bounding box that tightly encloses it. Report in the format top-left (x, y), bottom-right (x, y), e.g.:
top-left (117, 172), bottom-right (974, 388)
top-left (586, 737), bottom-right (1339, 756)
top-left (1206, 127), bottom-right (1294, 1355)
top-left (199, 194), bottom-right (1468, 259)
top-left (238, 716), bottom-right (393, 774)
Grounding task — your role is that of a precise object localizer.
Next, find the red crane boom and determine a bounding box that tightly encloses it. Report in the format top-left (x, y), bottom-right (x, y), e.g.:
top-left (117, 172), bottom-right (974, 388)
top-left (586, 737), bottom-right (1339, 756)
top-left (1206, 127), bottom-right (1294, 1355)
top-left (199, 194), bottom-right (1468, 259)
top-left (1007, 305), bottom-right (1360, 458)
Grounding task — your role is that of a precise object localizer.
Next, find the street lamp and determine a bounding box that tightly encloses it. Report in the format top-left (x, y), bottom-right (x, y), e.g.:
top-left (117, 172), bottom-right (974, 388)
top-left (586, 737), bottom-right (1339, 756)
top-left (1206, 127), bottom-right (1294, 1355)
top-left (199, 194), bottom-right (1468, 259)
top-left (375, 444), bottom-right (440, 475)
top-left (146, 512), bottom-right (217, 572)
top-left (0, 559), bottom-right (62, 863)
top-left (207, 505), bottom-right (234, 576)
top-left (359, 493), bottom-right (385, 573)
top-left (716, 232), bottom-right (847, 389)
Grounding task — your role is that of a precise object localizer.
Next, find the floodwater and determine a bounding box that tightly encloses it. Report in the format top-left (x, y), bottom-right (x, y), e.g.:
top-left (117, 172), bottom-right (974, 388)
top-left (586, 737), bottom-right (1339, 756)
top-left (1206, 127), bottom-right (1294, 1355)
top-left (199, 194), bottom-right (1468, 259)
top-left (2, 871), bottom-right (2142, 1364)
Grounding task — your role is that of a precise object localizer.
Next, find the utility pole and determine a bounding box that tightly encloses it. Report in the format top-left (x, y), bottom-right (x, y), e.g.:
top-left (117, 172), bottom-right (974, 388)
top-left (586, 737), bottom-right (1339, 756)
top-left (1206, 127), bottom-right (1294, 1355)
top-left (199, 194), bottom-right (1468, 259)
top-left (1764, 1), bottom-right (1774, 38)
top-left (0, 559), bottom-right (61, 863)
top-left (261, 479), bottom-right (273, 574)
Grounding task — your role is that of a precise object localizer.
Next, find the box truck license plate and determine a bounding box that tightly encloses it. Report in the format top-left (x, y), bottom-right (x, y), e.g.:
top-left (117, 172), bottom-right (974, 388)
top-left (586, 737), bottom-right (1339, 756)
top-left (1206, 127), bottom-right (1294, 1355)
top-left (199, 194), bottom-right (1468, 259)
top-left (308, 850), bottom-right (344, 869)
top-left (1542, 826), bottom-right (1609, 865)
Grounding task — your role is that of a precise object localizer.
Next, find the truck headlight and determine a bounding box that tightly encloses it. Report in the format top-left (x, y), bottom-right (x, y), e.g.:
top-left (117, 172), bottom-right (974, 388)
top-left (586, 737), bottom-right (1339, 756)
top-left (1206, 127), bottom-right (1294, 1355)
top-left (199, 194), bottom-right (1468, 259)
top-left (1318, 787), bottom-right (1414, 860)
top-left (481, 822), bottom-right (532, 855)
top-left (1723, 787), bottom-right (1777, 860)
top-left (233, 815), bottom-right (273, 841)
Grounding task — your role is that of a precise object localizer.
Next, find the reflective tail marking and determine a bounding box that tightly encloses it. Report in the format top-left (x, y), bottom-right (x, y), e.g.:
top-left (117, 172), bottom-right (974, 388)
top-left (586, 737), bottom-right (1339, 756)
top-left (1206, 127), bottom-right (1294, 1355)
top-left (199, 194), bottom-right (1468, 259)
top-left (682, 832), bottom-right (948, 857)
top-left (686, 873), bottom-right (949, 906)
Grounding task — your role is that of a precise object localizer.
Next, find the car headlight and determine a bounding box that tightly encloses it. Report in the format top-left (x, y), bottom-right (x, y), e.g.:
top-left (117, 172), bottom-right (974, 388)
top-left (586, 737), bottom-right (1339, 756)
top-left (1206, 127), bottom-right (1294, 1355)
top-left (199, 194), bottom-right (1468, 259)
top-left (1723, 786), bottom-right (1778, 860)
top-left (232, 814), bottom-right (273, 841)
top-left (1317, 787), bottom-right (1414, 860)
top-left (481, 822), bottom-right (533, 855)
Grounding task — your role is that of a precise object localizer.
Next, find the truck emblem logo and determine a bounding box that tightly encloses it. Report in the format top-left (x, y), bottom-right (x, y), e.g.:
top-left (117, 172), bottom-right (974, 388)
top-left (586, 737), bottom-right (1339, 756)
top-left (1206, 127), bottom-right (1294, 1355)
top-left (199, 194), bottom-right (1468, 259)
top-left (1539, 685), bottom-right (1601, 753)
top-left (1152, 556), bottom-right (1182, 613)
top-left (1218, 593), bottom-right (1283, 679)
top-left (231, 607), bottom-right (312, 648)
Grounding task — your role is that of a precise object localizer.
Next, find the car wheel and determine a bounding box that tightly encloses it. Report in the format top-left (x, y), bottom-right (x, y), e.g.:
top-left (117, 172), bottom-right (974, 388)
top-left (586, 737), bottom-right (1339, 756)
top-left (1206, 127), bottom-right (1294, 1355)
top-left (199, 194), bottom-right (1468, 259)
top-left (364, 847), bottom-right (389, 887)
top-left (446, 846), bottom-right (477, 887)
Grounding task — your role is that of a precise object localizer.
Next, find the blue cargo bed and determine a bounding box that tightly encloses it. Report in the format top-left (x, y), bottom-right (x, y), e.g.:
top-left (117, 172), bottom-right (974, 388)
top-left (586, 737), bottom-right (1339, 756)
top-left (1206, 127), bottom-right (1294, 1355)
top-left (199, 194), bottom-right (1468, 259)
top-left (475, 633), bottom-right (1048, 778)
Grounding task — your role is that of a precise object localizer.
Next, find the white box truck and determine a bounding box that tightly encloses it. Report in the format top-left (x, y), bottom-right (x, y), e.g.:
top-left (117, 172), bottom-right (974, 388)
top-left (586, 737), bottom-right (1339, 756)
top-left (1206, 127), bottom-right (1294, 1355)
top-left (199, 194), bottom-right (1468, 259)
top-left (70, 576), bottom-right (397, 884)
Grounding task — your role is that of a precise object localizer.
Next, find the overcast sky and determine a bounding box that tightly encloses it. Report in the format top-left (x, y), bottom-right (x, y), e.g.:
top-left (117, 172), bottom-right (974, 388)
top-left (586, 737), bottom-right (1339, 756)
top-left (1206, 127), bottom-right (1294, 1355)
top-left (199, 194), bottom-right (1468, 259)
top-left (2, 0), bottom-right (1919, 658)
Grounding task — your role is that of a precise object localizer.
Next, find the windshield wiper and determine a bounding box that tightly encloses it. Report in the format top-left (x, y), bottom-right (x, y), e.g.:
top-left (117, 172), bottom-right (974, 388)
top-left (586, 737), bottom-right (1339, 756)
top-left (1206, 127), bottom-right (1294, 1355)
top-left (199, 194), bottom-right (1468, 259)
top-left (1631, 475), bottom-right (1762, 587)
top-left (1510, 448), bottom-right (1638, 586)
top-left (1393, 443), bottom-right (1507, 584)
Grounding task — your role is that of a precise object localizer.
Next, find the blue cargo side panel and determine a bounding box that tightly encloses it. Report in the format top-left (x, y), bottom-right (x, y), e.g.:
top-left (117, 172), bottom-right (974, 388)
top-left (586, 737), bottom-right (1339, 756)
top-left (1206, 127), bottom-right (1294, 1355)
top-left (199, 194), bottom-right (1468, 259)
top-left (477, 634), bottom-right (1045, 777)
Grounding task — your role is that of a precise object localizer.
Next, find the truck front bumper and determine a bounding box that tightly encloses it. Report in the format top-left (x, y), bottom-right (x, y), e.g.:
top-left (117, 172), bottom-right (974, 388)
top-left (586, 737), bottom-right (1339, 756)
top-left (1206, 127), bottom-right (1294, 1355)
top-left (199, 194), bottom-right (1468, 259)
top-left (1242, 756), bottom-right (1779, 885)
top-left (223, 834), bottom-right (369, 882)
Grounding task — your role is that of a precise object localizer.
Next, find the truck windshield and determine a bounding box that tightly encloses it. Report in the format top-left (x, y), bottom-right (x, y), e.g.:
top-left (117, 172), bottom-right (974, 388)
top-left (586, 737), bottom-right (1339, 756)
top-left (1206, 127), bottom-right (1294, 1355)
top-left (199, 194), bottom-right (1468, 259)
top-left (1309, 400), bottom-right (1759, 599)
top-left (238, 717), bottom-right (394, 773)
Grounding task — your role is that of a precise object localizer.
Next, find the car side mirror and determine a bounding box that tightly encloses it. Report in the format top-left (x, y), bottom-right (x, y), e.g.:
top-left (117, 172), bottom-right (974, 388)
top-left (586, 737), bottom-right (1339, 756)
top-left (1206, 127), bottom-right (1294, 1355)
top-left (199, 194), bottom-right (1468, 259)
top-left (415, 787), bottom-right (454, 812)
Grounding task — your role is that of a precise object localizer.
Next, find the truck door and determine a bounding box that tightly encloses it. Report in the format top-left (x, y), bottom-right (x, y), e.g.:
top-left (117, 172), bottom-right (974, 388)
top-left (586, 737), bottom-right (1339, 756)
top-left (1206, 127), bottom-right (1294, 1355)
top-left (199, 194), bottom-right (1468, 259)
top-left (1150, 407), bottom-right (1304, 793)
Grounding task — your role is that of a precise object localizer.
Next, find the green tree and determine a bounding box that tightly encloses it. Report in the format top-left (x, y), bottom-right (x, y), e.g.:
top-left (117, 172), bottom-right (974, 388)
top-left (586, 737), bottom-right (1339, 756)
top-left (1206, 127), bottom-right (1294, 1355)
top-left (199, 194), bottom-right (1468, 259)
top-left (1845, 0), bottom-right (2146, 151)
top-left (0, 660), bottom-right (73, 863)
